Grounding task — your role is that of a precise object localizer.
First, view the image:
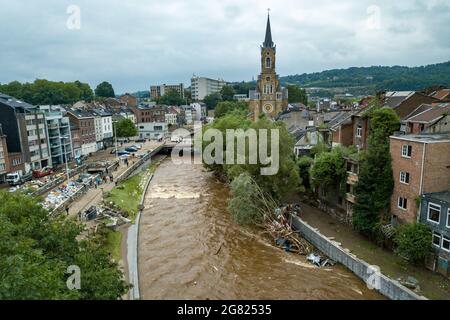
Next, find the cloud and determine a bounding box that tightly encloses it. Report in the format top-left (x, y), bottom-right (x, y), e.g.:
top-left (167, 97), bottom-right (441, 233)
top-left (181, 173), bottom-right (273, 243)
top-left (0, 0), bottom-right (449, 93)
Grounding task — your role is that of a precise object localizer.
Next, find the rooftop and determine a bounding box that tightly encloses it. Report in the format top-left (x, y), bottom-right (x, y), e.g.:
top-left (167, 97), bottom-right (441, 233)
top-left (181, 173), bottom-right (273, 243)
top-left (423, 190), bottom-right (450, 204)
top-left (0, 93), bottom-right (36, 110)
top-left (391, 132), bottom-right (450, 143)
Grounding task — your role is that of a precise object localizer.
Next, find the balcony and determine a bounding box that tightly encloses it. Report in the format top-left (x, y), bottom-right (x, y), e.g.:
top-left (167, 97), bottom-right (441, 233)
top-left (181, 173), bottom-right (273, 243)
top-left (347, 172), bottom-right (359, 185)
top-left (346, 193), bottom-right (356, 204)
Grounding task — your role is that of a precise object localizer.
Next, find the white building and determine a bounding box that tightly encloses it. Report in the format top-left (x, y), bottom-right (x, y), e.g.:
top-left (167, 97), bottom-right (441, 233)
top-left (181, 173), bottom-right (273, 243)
top-left (165, 111), bottom-right (178, 126)
top-left (181, 105), bottom-right (194, 125)
top-left (38, 105), bottom-right (73, 167)
top-left (190, 103), bottom-right (207, 121)
top-left (138, 122), bottom-right (168, 140)
top-left (191, 76), bottom-right (227, 101)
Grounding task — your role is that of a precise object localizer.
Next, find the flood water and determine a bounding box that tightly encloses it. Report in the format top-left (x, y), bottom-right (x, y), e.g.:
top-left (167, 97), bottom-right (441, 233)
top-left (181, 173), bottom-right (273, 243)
top-left (138, 160), bottom-right (382, 300)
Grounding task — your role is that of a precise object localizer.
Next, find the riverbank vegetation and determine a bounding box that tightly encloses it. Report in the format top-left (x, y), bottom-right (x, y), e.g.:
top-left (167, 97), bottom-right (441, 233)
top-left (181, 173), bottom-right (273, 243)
top-left (0, 191), bottom-right (128, 300)
top-left (105, 157), bottom-right (164, 223)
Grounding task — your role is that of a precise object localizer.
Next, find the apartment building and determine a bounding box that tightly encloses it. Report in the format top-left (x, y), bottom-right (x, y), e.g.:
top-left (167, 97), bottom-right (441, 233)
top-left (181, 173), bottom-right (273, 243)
top-left (92, 109), bottom-right (113, 149)
top-left (66, 108), bottom-right (97, 156)
top-left (191, 76), bottom-right (227, 101)
top-left (419, 191), bottom-right (450, 278)
top-left (0, 93), bottom-right (51, 173)
top-left (150, 83), bottom-right (184, 100)
top-left (138, 122), bottom-right (168, 140)
top-left (38, 105), bottom-right (73, 166)
top-left (390, 133), bottom-right (450, 225)
top-left (119, 93), bottom-right (137, 108)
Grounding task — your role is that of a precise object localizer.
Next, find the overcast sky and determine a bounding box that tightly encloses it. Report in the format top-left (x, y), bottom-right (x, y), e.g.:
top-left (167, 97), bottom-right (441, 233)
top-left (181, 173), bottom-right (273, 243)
top-left (0, 0), bottom-right (449, 93)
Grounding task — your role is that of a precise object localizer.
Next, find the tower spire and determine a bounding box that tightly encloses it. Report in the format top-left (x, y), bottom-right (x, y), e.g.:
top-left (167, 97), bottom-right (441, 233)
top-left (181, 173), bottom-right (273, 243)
top-left (263, 9), bottom-right (274, 48)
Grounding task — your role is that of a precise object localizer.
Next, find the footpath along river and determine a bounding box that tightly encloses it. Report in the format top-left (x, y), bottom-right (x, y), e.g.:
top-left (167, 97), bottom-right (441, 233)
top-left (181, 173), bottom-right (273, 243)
top-left (137, 160), bottom-right (383, 299)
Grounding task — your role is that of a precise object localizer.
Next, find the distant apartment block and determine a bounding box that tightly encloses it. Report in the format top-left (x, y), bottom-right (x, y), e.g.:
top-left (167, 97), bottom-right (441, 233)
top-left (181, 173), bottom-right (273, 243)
top-left (390, 133), bottom-right (450, 225)
top-left (191, 76), bottom-right (227, 101)
top-left (150, 83), bottom-right (185, 100)
top-left (138, 122), bottom-right (168, 140)
top-left (38, 105), bottom-right (73, 167)
top-left (0, 93), bottom-right (51, 173)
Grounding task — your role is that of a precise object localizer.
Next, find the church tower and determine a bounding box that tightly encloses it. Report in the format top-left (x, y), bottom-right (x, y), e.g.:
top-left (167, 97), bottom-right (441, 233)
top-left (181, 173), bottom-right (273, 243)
top-left (249, 12), bottom-right (288, 121)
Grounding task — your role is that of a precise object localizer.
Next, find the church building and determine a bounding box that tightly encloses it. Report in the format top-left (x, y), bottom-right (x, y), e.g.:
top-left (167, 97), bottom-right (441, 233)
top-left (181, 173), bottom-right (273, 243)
top-left (249, 13), bottom-right (289, 121)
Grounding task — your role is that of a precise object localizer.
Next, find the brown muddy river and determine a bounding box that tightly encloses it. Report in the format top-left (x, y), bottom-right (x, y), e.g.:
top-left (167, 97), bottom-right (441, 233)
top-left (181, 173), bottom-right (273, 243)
top-left (138, 160), bottom-right (382, 300)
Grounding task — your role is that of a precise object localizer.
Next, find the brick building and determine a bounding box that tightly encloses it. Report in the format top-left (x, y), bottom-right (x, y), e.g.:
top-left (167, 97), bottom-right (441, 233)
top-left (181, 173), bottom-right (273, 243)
top-left (66, 108), bottom-right (97, 156)
top-left (119, 93), bottom-right (137, 108)
top-left (0, 124), bottom-right (9, 182)
top-left (390, 133), bottom-right (450, 224)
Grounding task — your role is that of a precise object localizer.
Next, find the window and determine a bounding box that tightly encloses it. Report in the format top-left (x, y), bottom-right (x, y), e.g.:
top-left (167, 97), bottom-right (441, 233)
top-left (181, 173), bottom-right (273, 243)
top-left (442, 235), bottom-right (450, 252)
top-left (402, 145), bottom-right (412, 158)
top-left (399, 171), bottom-right (410, 184)
top-left (432, 232), bottom-right (441, 248)
top-left (356, 126), bottom-right (362, 138)
top-left (265, 57), bottom-right (271, 68)
top-left (447, 208), bottom-right (450, 228)
top-left (427, 203), bottom-right (441, 224)
top-left (398, 197), bottom-right (408, 210)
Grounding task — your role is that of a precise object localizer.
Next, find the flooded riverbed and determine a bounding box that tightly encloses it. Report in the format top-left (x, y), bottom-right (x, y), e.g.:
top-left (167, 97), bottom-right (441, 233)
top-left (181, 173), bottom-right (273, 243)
top-left (138, 161), bottom-right (382, 300)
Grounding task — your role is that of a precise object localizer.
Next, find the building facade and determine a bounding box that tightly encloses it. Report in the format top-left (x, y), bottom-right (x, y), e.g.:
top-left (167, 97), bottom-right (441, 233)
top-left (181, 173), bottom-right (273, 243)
top-left (0, 124), bottom-right (9, 182)
top-left (390, 133), bottom-right (450, 225)
top-left (150, 84), bottom-right (185, 100)
top-left (0, 93), bottom-right (51, 173)
top-left (190, 77), bottom-right (227, 101)
top-left (248, 14), bottom-right (288, 121)
top-left (66, 108), bottom-right (97, 156)
top-left (38, 105), bottom-right (73, 167)
top-left (419, 191), bottom-right (450, 278)
top-left (138, 122), bottom-right (168, 140)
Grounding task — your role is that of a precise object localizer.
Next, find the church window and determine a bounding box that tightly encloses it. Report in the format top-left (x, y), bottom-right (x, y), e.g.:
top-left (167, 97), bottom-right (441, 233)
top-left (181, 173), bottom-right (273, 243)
top-left (266, 57), bottom-right (271, 68)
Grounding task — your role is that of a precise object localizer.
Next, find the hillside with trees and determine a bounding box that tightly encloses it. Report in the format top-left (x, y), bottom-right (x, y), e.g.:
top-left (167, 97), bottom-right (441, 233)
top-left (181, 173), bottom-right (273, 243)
top-left (281, 61), bottom-right (450, 95)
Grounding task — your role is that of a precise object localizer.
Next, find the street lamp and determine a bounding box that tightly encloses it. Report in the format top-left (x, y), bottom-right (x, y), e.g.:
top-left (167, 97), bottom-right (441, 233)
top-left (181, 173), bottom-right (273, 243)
top-left (113, 121), bottom-right (119, 159)
top-left (60, 135), bottom-right (70, 184)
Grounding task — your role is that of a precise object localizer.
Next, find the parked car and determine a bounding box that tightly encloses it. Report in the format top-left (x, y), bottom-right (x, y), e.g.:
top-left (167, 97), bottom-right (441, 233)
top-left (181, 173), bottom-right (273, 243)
top-left (131, 144), bottom-right (142, 150)
top-left (117, 150), bottom-right (130, 156)
top-left (135, 138), bottom-right (146, 143)
top-left (125, 147), bottom-right (138, 153)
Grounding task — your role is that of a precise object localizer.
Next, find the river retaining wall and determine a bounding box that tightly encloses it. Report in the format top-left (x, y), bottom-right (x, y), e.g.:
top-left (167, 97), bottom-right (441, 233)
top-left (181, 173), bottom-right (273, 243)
top-left (291, 215), bottom-right (427, 300)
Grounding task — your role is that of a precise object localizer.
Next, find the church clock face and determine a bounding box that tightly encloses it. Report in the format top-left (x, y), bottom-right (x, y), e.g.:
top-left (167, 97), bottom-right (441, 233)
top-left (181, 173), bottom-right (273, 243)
top-left (263, 103), bottom-right (274, 114)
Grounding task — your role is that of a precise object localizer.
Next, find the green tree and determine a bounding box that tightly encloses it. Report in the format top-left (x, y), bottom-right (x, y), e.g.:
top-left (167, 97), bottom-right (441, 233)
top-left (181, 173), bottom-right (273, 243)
top-left (220, 85), bottom-right (236, 101)
top-left (114, 118), bottom-right (138, 138)
top-left (297, 156), bottom-right (313, 191)
top-left (287, 85), bottom-right (308, 105)
top-left (95, 81), bottom-right (115, 98)
top-left (310, 147), bottom-right (346, 189)
top-left (394, 223), bottom-right (431, 264)
top-left (203, 92), bottom-right (222, 109)
top-left (353, 107), bottom-right (400, 236)
top-left (0, 191), bottom-right (128, 300)
top-left (75, 80), bottom-right (94, 102)
top-left (202, 113), bottom-right (301, 199)
top-left (215, 101), bottom-right (248, 118)
top-left (157, 89), bottom-right (184, 106)
top-left (228, 173), bottom-right (277, 225)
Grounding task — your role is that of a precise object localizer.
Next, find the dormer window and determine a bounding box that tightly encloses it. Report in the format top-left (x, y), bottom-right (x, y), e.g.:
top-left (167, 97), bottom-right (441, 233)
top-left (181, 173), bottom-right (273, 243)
top-left (266, 57), bottom-right (271, 68)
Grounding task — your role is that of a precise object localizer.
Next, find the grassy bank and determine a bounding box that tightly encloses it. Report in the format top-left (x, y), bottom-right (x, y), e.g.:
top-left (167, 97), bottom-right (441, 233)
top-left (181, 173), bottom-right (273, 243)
top-left (105, 230), bottom-right (123, 262)
top-left (105, 156), bottom-right (165, 223)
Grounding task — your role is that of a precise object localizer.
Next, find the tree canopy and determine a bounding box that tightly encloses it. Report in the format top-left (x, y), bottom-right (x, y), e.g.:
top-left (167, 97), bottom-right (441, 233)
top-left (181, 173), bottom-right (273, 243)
top-left (353, 107), bottom-right (400, 236)
top-left (95, 81), bottom-right (115, 98)
top-left (287, 85), bottom-right (308, 105)
top-left (0, 79), bottom-right (94, 105)
top-left (214, 101), bottom-right (248, 118)
top-left (0, 191), bottom-right (128, 300)
top-left (220, 85), bottom-right (236, 101)
top-left (114, 118), bottom-right (138, 138)
top-left (203, 92), bottom-right (222, 109)
top-left (156, 89), bottom-right (184, 106)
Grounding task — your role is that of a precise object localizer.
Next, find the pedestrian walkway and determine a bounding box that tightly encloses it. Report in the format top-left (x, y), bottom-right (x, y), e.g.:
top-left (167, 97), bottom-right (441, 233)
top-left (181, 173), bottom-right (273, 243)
top-left (299, 202), bottom-right (450, 300)
top-left (67, 162), bottom-right (126, 217)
